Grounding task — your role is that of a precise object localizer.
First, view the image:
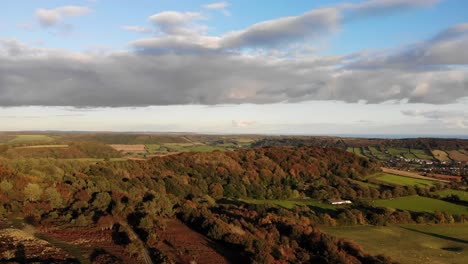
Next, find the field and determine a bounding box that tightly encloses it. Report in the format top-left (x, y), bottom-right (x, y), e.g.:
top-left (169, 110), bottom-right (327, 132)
top-left (434, 189), bottom-right (468, 202)
top-left (15, 144), bottom-right (69, 149)
top-left (387, 147), bottom-right (411, 157)
top-left (381, 168), bottom-right (449, 182)
top-left (240, 198), bottom-right (336, 210)
top-left (369, 146), bottom-right (390, 159)
top-left (372, 196), bottom-right (467, 215)
top-left (375, 173), bottom-right (438, 186)
top-left (324, 224), bottom-right (468, 264)
top-left (8, 135), bottom-right (55, 143)
top-left (110, 144), bottom-right (146, 153)
top-left (411, 149), bottom-right (433, 160)
top-left (431, 150), bottom-right (451, 162)
top-left (447, 150), bottom-right (468, 162)
top-left (146, 143), bottom-right (228, 154)
top-left (346, 147), bottom-right (365, 157)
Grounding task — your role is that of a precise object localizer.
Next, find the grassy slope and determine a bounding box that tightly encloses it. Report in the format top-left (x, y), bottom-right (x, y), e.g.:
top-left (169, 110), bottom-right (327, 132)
top-left (434, 189), bottom-right (468, 202)
top-left (9, 135), bottom-right (55, 143)
top-left (324, 224), bottom-right (468, 264)
top-left (373, 196), bottom-right (467, 215)
top-left (240, 198), bottom-right (336, 210)
top-left (375, 173), bottom-right (437, 186)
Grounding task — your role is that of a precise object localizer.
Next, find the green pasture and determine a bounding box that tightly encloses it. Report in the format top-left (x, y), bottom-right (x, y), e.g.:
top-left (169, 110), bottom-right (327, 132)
top-left (375, 173), bottom-right (437, 186)
top-left (324, 224), bottom-right (468, 264)
top-left (372, 195), bottom-right (467, 215)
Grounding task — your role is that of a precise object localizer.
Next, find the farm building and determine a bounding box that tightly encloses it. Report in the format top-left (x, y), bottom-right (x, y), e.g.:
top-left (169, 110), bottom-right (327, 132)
top-left (328, 199), bottom-right (352, 205)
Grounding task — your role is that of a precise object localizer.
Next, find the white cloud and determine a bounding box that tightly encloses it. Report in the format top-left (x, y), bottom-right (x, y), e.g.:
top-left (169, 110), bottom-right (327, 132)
top-left (121, 25), bottom-right (153, 34)
top-left (402, 110), bottom-right (468, 129)
top-left (203, 2), bottom-right (231, 16)
top-left (149, 11), bottom-right (205, 36)
top-left (232, 120), bottom-right (256, 128)
top-left (203, 2), bottom-right (230, 10)
top-left (35, 6), bottom-right (92, 28)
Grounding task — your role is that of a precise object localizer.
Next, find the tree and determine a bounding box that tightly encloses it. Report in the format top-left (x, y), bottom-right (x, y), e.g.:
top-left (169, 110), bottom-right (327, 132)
top-left (0, 180), bottom-right (13, 195)
top-left (92, 192), bottom-right (112, 210)
top-left (24, 183), bottom-right (43, 202)
top-left (44, 187), bottom-right (63, 208)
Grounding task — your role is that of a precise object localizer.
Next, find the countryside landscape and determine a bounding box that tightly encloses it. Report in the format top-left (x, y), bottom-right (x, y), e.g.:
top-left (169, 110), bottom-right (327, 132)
top-left (1, 0), bottom-right (468, 263)
top-left (0, 132), bottom-right (466, 263)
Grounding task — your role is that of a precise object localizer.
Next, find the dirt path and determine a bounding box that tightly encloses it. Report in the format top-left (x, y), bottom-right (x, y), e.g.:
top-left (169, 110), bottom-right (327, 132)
top-left (120, 222), bottom-right (153, 264)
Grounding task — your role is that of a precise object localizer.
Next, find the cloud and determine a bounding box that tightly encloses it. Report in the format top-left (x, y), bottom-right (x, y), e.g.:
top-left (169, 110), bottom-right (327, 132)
top-left (203, 2), bottom-right (230, 10)
top-left (232, 120), bottom-right (255, 128)
top-left (221, 8), bottom-right (339, 49)
top-left (0, 36), bottom-right (467, 107)
top-left (121, 25), bottom-right (153, 34)
top-left (347, 23), bottom-right (468, 70)
top-left (0, 1), bottom-right (465, 108)
top-left (149, 11), bottom-right (205, 36)
top-left (203, 2), bottom-right (231, 16)
top-left (402, 110), bottom-right (468, 128)
top-left (35, 6), bottom-right (92, 28)
top-left (132, 0), bottom-right (439, 53)
top-left (340, 0), bottom-right (439, 21)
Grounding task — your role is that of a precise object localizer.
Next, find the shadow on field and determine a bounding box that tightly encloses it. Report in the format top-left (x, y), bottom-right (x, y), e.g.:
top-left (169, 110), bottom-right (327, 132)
top-left (400, 226), bottom-right (468, 244)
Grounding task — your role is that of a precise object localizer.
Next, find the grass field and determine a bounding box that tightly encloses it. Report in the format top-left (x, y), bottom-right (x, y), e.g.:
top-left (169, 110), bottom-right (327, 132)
top-left (240, 198), bottom-right (336, 210)
top-left (346, 147), bottom-right (365, 157)
top-left (375, 173), bottom-right (437, 186)
top-left (369, 146), bottom-right (390, 160)
top-left (15, 144), bottom-right (68, 149)
top-left (349, 179), bottom-right (380, 189)
top-left (411, 149), bottom-right (434, 160)
top-left (324, 224), bottom-right (468, 264)
top-left (387, 147), bottom-right (410, 156)
top-left (9, 135), bottom-right (55, 143)
top-left (372, 195), bottom-right (467, 215)
top-left (434, 189), bottom-right (468, 202)
top-left (432, 150), bottom-right (451, 162)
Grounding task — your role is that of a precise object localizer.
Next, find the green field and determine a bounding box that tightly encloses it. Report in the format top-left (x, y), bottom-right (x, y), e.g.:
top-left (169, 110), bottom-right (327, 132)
top-left (411, 149), bottom-right (434, 160)
top-left (346, 147), bottom-right (365, 158)
top-left (349, 179), bottom-right (380, 189)
top-left (387, 147), bottom-right (410, 156)
top-left (373, 196), bottom-right (467, 215)
top-left (324, 224), bottom-right (468, 264)
top-left (369, 146), bottom-right (390, 160)
top-left (240, 198), bottom-right (336, 210)
top-left (434, 189), bottom-right (468, 202)
top-left (9, 135), bottom-right (55, 143)
top-left (375, 173), bottom-right (437, 186)
top-left (15, 144), bottom-right (69, 149)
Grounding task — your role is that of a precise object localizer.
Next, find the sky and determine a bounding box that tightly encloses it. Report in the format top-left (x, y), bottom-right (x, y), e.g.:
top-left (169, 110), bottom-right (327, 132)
top-left (0, 0), bottom-right (467, 135)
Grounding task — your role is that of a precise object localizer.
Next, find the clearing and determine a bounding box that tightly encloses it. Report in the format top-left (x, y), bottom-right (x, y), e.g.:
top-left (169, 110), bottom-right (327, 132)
top-left (375, 173), bottom-right (438, 186)
top-left (323, 224), bottom-right (468, 264)
top-left (372, 195), bottom-right (467, 215)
